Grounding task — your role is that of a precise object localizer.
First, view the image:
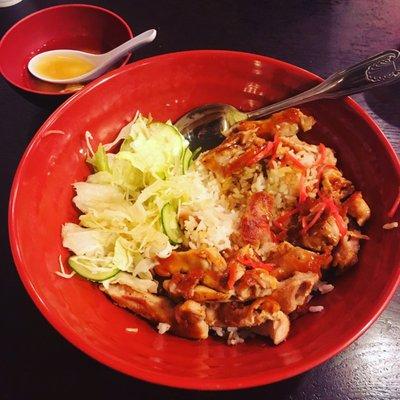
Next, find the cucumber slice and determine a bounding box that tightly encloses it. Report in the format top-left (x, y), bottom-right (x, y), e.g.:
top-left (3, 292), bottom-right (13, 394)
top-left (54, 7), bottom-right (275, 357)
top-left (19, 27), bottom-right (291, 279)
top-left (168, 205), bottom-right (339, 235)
top-left (68, 256), bottom-right (119, 282)
top-left (181, 147), bottom-right (192, 174)
top-left (190, 146), bottom-right (202, 162)
top-left (161, 203), bottom-right (183, 245)
top-left (148, 122), bottom-right (183, 159)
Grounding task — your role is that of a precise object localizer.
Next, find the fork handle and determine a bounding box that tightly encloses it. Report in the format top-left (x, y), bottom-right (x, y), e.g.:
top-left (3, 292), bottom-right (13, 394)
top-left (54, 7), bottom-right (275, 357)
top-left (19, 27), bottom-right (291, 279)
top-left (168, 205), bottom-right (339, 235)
top-left (247, 49), bottom-right (400, 120)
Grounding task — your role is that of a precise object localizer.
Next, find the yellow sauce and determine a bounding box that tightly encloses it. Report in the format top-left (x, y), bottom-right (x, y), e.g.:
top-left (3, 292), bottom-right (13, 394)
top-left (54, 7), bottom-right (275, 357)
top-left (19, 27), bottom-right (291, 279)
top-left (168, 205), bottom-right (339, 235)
top-left (35, 54), bottom-right (95, 80)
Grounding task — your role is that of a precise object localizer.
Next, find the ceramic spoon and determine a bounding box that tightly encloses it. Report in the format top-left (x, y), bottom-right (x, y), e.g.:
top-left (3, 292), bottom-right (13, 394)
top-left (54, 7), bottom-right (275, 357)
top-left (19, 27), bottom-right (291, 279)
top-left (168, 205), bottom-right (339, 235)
top-left (28, 29), bottom-right (157, 84)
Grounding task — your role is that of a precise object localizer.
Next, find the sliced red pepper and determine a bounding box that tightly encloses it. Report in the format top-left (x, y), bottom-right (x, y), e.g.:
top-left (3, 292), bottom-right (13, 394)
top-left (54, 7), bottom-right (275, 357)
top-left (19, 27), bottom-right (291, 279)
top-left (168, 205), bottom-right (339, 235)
top-left (298, 174), bottom-right (307, 204)
top-left (226, 261), bottom-right (239, 289)
top-left (316, 143), bottom-right (326, 166)
top-left (322, 196), bottom-right (348, 237)
top-left (236, 255), bottom-right (275, 271)
top-left (317, 163), bottom-right (336, 179)
top-left (331, 210), bottom-right (347, 237)
top-left (268, 135), bottom-right (281, 166)
top-left (284, 152), bottom-right (307, 172)
top-left (302, 203), bottom-right (326, 234)
top-left (236, 108), bottom-right (302, 138)
top-left (272, 207), bottom-right (299, 230)
top-left (341, 191), bottom-right (362, 215)
top-left (274, 230), bottom-right (287, 242)
top-left (225, 141), bottom-right (273, 175)
top-left (301, 215), bottom-right (307, 230)
top-left (315, 144), bottom-right (337, 188)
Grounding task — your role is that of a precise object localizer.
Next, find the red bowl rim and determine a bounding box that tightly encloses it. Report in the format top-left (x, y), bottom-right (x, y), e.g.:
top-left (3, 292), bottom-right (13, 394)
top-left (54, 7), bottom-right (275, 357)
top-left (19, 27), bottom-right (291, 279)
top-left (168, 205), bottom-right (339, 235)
top-left (0, 3), bottom-right (134, 96)
top-left (8, 50), bottom-right (400, 390)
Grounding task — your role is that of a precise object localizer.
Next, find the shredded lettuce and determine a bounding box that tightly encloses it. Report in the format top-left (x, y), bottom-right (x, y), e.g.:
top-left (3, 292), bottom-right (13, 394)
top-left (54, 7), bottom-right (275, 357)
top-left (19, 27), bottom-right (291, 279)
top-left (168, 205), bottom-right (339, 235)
top-left (88, 144), bottom-right (110, 172)
top-left (62, 115), bottom-right (192, 291)
top-left (62, 223), bottom-right (116, 257)
top-left (112, 237), bottom-right (134, 271)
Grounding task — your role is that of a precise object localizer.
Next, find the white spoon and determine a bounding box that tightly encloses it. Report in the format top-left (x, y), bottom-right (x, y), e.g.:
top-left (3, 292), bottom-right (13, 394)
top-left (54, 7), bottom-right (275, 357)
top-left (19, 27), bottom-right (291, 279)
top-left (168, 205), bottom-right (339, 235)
top-left (28, 29), bottom-right (157, 84)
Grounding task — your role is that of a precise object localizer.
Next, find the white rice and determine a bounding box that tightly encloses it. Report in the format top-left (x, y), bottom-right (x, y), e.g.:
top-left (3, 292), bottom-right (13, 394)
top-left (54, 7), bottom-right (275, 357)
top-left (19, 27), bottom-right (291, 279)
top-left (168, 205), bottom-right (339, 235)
top-left (227, 327), bottom-right (245, 345)
top-left (265, 166), bottom-right (302, 213)
top-left (309, 305), bottom-right (324, 313)
top-left (315, 281), bottom-right (335, 294)
top-left (383, 222), bottom-right (398, 230)
top-left (211, 326), bottom-right (225, 337)
top-left (265, 146), bottom-right (320, 214)
top-left (181, 161), bottom-right (239, 251)
top-left (157, 322), bottom-right (171, 334)
top-left (250, 170), bottom-right (267, 193)
top-left (210, 326), bottom-right (246, 344)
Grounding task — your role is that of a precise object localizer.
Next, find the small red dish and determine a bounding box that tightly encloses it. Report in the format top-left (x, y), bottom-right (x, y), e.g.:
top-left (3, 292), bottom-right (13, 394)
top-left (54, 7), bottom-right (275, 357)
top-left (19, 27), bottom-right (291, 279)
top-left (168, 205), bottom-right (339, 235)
top-left (8, 51), bottom-right (400, 390)
top-left (0, 4), bottom-right (133, 95)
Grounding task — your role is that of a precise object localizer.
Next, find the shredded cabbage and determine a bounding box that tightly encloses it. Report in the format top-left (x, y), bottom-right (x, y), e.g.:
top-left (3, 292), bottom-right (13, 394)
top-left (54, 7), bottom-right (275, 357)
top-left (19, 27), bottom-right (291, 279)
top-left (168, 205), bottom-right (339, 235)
top-left (62, 115), bottom-right (192, 292)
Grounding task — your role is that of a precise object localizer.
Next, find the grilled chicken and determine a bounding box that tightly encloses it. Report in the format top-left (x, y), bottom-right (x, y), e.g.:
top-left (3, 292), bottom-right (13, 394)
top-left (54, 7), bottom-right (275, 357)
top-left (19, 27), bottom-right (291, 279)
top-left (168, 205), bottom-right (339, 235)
top-left (156, 247), bottom-right (227, 276)
top-left (235, 108), bottom-right (315, 139)
top-left (163, 270), bottom-right (203, 299)
top-left (235, 269), bottom-right (278, 301)
top-left (157, 245), bottom-right (279, 303)
top-left (238, 192), bottom-right (275, 246)
top-left (332, 231), bottom-right (361, 269)
top-left (205, 297), bottom-right (281, 327)
top-left (202, 130), bottom-right (266, 176)
top-left (271, 272), bottom-right (318, 313)
top-left (101, 284), bottom-right (175, 324)
top-left (344, 192), bottom-right (371, 226)
top-left (163, 278), bottom-right (231, 302)
top-left (162, 264), bottom-right (277, 303)
top-left (103, 283), bottom-right (287, 342)
top-left (301, 214), bottom-right (341, 252)
top-left (267, 241), bottom-right (331, 280)
top-left (155, 248), bottom-right (229, 292)
top-left (174, 300), bottom-right (209, 339)
top-left (202, 109), bottom-right (315, 177)
top-left (251, 311), bottom-right (290, 345)
top-left (102, 284), bottom-right (209, 339)
top-left (320, 167), bottom-right (354, 201)
top-left (205, 297), bottom-right (289, 344)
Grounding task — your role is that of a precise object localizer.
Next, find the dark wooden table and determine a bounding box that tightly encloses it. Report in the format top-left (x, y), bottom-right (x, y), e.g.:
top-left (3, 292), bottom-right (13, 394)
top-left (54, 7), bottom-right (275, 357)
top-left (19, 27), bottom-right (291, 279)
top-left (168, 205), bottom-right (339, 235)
top-left (1, 1), bottom-right (399, 399)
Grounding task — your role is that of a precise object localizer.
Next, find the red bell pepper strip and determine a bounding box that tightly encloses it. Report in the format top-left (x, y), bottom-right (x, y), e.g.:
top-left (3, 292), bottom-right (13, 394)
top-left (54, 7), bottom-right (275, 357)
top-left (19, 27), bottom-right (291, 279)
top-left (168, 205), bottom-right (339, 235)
top-left (272, 207), bottom-right (299, 230)
top-left (316, 144), bottom-right (326, 166)
top-left (322, 196), bottom-right (348, 237)
top-left (298, 174), bottom-right (307, 204)
top-left (225, 141), bottom-right (273, 175)
top-left (236, 255), bottom-right (275, 271)
top-left (317, 163), bottom-right (336, 179)
top-left (284, 152), bottom-right (307, 172)
top-left (301, 203), bottom-right (326, 234)
top-left (227, 261), bottom-right (239, 289)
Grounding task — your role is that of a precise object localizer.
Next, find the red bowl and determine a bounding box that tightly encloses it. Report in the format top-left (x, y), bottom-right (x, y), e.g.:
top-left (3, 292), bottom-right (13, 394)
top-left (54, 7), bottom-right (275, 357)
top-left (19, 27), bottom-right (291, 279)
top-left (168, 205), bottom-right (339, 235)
top-left (9, 50), bottom-right (400, 390)
top-left (0, 4), bottom-right (133, 95)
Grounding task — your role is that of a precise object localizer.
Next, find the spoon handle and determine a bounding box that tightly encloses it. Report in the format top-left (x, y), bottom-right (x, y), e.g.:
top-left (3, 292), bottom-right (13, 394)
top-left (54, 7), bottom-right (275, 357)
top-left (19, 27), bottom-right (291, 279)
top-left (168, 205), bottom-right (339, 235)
top-left (102, 29), bottom-right (157, 65)
top-left (247, 49), bottom-right (400, 120)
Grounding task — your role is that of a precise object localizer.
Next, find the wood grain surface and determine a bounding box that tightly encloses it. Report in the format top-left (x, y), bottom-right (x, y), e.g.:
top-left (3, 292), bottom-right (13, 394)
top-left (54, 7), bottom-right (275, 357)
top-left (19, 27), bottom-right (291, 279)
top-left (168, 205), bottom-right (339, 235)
top-left (1, 1), bottom-right (399, 399)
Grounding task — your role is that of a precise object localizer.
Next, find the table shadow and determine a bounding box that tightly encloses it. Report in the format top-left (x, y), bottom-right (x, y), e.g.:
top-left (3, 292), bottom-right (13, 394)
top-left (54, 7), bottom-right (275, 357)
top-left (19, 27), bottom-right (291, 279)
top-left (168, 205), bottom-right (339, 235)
top-left (139, 374), bottom-right (305, 399)
top-left (4, 80), bottom-right (70, 109)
